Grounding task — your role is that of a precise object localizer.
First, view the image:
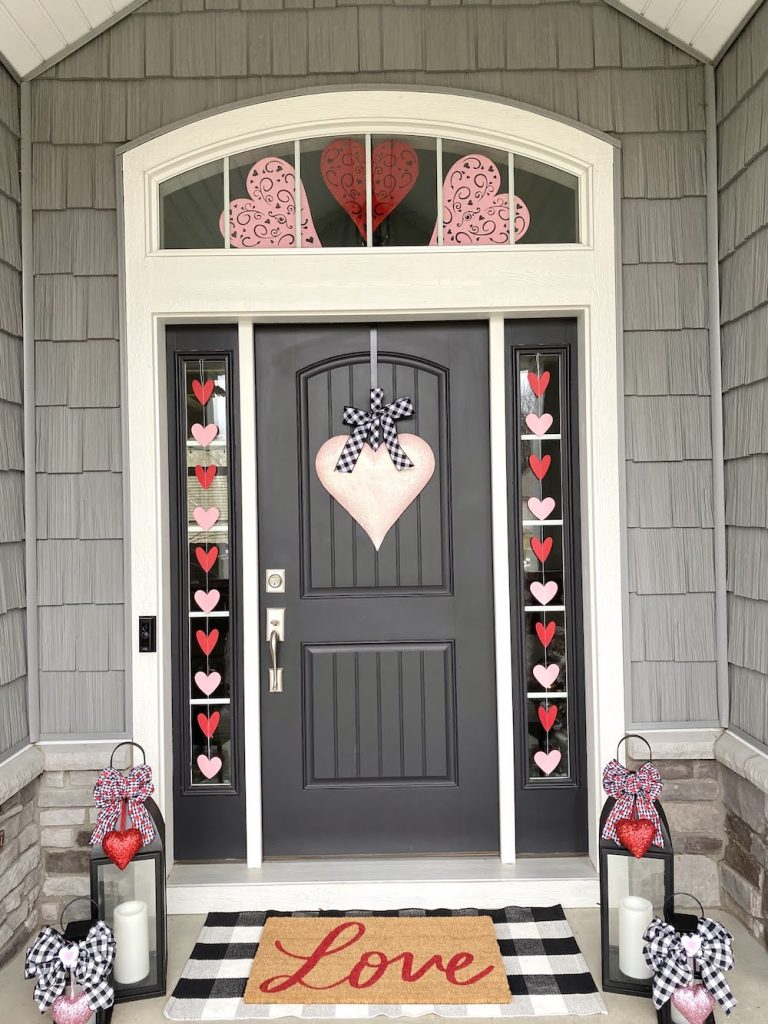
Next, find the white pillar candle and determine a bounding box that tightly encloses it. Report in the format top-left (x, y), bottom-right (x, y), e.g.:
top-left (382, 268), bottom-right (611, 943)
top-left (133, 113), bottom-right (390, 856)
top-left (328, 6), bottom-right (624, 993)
top-left (113, 899), bottom-right (150, 985)
top-left (618, 895), bottom-right (654, 980)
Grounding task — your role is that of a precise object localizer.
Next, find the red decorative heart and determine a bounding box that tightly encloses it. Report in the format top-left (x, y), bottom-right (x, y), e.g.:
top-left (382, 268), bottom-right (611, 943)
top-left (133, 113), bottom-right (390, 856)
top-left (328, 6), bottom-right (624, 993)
top-left (197, 710), bottom-right (220, 738)
top-left (536, 621), bottom-right (556, 648)
top-left (531, 536), bottom-right (553, 564)
top-left (192, 379), bottom-right (214, 405)
top-left (528, 371), bottom-right (550, 398)
top-left (102, 828), bottom-right (143, 870)
top-left (615, 818), bottom-right (656, 859)
top-left (196, 628), bottom-right (219, 656)
top-left (529, 454), bottom-right (551, 481)
top-left (195, 465), bottom-right (217, 489)
top-left (538, 705), bottom-right (557, 732)
top-left (195, 545), bottom-right (219, 573)
top-left (320, 138), bottom-right (419, 240)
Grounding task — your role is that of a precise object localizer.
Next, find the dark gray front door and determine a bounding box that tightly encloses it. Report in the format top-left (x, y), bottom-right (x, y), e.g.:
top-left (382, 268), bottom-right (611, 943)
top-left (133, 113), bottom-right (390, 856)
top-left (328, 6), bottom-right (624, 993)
top-left (255, 322), bottom-right (498, 857)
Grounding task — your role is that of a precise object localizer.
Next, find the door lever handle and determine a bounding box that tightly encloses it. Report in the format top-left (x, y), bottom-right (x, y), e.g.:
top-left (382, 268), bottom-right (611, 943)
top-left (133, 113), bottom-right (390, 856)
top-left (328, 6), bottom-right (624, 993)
top-left (266, 609), bottom-right (284, 693)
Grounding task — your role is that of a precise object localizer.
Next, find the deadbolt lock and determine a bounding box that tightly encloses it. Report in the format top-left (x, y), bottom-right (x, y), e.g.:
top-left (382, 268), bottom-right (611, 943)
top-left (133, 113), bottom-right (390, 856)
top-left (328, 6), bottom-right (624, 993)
top-left (265, 569), bottom-right (286, 593)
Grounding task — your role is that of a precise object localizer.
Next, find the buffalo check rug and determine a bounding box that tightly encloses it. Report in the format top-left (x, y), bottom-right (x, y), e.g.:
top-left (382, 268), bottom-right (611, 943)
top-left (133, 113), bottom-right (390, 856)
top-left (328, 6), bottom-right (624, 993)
top-left (164, 906), bottom-right (607, 1019)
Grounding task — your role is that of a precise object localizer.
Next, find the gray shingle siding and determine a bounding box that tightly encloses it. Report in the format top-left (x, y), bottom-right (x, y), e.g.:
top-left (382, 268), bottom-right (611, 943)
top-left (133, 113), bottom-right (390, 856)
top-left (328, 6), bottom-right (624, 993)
top-left (0, 62), bottom-right (27, 760)
top-left (29, 0), bottom-right (716, 733)
top-left (717, 0), bottom-right (768, 748)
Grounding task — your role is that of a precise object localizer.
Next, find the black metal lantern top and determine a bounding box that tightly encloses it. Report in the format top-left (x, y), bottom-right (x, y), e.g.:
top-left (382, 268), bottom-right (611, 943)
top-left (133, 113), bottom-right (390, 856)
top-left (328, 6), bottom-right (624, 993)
top-left (599, 735), bottom-right (674, 999)
top-left (89, 743), bottom-right (167, 1004)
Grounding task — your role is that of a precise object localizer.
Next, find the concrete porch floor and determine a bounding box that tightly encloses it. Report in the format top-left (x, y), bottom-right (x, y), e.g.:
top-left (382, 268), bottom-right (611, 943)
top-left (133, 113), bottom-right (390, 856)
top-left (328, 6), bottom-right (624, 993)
top-left (1, 909), bottom-right (766, 1023)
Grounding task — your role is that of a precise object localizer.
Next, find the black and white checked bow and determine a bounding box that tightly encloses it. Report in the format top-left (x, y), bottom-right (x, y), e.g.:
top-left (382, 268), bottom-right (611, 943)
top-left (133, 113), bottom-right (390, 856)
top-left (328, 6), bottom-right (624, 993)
top-left (643, 916), bottom-right (736, 1013)
top-left (335, 387), bottom-right (415, 473)
top-left (25, 922), bottom-right (116, 1012)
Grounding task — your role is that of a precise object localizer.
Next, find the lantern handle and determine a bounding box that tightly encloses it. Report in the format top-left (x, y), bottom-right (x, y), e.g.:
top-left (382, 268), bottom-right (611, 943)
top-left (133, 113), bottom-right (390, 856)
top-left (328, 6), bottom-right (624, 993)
top-left (60, 897), bottom-right (101, 932)
top-left (109, 740), bottom-right (147, 768)
top-left (616, 733), bottom-right (653, 764)
top-left (663, 892), bottom-right (705, 922)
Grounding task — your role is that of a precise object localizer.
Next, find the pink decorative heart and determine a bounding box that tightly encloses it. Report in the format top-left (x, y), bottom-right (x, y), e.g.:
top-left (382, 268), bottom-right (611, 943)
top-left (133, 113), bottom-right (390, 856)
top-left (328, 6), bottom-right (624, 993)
top-left (51, 991), bottom-right (93, 1024)
top-left (193, 506), bottom-right (220, 531)
top-left (530, 580), bottom-right (558, 605)
top-left (682, 933), bottom-right (702, 958)
top-left (191, 423), bottom-right (218, 447)
top-left (525, 412), bottom-right (554, 435)
top-left (671, 984), bottom-right (716, 1024)
top-left (197, 754), bottom-right (223, 779)
top-left (195, 670), bottom-right (222, 696)
top-left (58, 943), bottom-right (79, 969)
top-left (220, 156), bottom-right (320, 248)
top-left (315, 434), bottom-right (436, 550)
top-left (430, 154), bottom-right (531, 245)
top-left (533, 663), bottom-right (560, 689)
top-left (194, 589), bottom-right (221, 613)
top-left (534, 749), bottom-right (561, 776)
top-left (527, 496), bottom-right (556, 520)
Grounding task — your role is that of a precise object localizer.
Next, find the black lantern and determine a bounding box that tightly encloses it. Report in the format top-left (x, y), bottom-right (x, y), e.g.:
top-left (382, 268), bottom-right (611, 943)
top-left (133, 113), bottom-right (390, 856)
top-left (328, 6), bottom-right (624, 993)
top-left (654, 894), bottom-right (716, 1024)
top-left (89, 742), bottom-right (167, 1003)
top-left (599, 735), bottom-right (673, 997)
top-left (60, 897), bottom-right (114, 1024)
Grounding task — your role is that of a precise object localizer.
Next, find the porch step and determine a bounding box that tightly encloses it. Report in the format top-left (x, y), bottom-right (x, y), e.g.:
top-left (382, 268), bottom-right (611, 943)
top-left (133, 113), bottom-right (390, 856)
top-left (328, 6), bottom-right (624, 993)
top-left (167, 856), bottom-right (598, 914)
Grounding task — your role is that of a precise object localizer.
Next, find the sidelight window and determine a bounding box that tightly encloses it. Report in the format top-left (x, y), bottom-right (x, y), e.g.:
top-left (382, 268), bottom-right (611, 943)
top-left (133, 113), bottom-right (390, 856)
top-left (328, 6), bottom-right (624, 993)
top-left (158, 134), bottom-right (581, 251)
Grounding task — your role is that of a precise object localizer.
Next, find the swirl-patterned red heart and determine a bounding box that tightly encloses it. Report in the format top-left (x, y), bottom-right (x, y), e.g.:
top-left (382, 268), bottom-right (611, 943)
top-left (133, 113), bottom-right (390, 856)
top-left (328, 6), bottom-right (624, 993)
top-left (615, 818), bottom-right (655, 859)
top-left (102, 828), bottom-right (143, 870)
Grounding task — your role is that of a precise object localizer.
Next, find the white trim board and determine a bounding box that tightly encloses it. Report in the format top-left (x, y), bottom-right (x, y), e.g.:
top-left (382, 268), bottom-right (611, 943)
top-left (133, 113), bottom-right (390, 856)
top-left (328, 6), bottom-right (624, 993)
top-left (120, 90), bottom-right (624, 882)
top-left (166, 857), bottom-right (599, 914)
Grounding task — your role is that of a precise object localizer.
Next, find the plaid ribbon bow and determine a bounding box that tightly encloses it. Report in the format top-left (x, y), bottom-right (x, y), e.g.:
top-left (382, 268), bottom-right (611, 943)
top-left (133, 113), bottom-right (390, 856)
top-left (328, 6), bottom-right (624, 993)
top-left (90, 763), bottom-right (155, 846)
top-left (601, 758), bottom-right (664, 847)
top-left (25, 922), bottom-right (116, 1012)
top-left (335, 387), bottom-right (415, 473)
top-left (643, 916), bottom-right (736, 1013)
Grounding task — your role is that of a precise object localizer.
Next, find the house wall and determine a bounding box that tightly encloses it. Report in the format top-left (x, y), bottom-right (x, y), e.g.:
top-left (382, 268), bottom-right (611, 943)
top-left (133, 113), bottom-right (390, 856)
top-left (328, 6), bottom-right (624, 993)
top-left (29, 0), bottom-right (718, 736)
top-left (716, 0), bottom-right (768, 751)
top-left (0, 61), bottom-right (27, 761)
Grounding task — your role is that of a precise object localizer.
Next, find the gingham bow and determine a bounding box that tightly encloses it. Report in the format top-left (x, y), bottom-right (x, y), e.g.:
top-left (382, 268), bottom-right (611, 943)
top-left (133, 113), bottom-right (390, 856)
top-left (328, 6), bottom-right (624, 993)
top-left (335, 387), bottom-right (415, 473)
top-left (643, 917), bottom-right (736, 1013)
top-left (90, 763), bottom-right (155, 846)
top-left (24, 923), bottom-right (116, 1012)
top-left (601, 758), bottom-right (664, 847)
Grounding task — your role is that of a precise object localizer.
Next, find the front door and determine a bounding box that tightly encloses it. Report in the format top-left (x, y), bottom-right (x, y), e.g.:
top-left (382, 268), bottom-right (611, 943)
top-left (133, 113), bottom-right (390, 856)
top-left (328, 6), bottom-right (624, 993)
top-left (255, 322), bottom-right (499, 857)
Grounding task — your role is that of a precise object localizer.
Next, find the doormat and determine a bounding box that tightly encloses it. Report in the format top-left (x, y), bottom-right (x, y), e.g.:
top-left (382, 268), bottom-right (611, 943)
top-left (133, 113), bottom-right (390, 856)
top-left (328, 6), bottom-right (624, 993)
top-left (164, 906), bottom-right (607, 1020)
top-left (243, 915), bottom-right (512, 1005)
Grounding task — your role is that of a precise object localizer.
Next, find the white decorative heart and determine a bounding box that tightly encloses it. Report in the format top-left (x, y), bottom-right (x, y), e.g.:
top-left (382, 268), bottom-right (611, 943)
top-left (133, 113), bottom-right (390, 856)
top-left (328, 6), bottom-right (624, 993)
top-left (315, 434), bottom-right (436, 550)
top-left (682, 933), bottom-right (702, 958)
top-left (525, 413), bottom-right (553, 435)
top-left (533, 664), bottom-right (560, 689)
top-left (58, 944), bottom-right (79, 969)
top-left (530, 580), bottom-right (558, 605)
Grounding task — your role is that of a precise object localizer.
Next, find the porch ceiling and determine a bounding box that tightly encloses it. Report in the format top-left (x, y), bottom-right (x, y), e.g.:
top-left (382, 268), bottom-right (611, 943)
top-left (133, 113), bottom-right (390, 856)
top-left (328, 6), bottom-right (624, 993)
top-left (0, 0), bottom-right (763, 80)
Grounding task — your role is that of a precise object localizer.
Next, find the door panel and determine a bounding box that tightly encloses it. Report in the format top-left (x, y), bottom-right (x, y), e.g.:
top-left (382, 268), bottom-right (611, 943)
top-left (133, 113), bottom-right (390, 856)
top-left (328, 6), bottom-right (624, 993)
top-left (255, 322), bottom-right (498, 857)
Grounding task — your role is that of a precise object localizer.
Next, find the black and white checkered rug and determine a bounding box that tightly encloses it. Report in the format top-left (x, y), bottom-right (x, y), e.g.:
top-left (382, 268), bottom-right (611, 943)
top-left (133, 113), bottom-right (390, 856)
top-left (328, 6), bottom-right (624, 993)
top-left (164, 906), bottom-right (607, 1019)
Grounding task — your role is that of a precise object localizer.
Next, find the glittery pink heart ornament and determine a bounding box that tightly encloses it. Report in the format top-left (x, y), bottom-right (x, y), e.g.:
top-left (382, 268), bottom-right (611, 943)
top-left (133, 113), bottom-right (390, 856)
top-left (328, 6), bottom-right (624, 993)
top-left (50, 991), bottom-right (93, 1024)
top-left (671, 984), bottom-right (715, 1024)
top-left (315, 434), bottom-right (436, 550)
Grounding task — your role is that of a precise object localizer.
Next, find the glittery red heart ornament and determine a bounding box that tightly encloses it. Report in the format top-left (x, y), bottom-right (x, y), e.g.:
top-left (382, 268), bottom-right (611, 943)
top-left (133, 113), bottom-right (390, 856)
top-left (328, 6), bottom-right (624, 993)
top-left (615, 818), bottom-right (655, 858)
top-left (103, 827), bottom-right (143, 870)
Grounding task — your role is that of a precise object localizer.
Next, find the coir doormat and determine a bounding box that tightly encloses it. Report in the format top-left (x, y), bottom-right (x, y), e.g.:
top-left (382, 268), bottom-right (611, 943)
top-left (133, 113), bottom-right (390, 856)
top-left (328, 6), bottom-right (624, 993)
top-left (164, 906), bottom-right (607, 1019)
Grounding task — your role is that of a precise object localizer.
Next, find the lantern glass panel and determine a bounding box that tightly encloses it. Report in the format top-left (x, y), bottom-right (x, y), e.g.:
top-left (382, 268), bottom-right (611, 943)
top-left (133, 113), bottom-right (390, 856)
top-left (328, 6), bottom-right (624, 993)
top-left (94, 858), bottom-right (160, 995)
top-left (604, 852), bottom-right (666, 991)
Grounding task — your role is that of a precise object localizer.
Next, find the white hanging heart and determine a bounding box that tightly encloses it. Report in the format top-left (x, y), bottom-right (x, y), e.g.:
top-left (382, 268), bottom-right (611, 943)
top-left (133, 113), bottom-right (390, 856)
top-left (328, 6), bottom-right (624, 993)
top-left (315, 434), bottom-right (436, 550)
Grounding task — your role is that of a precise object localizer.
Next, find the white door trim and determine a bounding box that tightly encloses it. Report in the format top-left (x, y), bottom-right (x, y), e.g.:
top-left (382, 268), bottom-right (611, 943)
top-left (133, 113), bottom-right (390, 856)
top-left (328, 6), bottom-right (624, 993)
top-left (120, 89), bottom-right (623, 878)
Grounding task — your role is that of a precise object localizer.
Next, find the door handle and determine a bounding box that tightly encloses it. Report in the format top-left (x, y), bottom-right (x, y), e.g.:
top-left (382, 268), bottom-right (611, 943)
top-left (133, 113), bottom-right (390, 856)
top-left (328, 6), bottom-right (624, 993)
top-left (266, 609), bottom-right (284, 693)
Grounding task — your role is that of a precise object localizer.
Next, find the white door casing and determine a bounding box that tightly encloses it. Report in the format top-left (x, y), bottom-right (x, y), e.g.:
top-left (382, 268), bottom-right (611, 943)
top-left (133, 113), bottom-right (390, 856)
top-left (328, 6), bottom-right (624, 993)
top-left (119, 89), bottom-right (624, 872)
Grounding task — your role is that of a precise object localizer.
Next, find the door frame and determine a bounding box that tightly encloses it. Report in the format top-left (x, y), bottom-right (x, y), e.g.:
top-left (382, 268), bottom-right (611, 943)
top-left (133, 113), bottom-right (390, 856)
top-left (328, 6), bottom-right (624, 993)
top-left (118, 88), bottom-right (625, 872)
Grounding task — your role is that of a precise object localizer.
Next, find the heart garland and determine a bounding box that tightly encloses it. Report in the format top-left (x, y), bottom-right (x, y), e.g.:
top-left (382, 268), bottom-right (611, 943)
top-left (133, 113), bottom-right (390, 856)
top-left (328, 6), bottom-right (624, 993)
top-left (190, 372), bottom-right (224, 782)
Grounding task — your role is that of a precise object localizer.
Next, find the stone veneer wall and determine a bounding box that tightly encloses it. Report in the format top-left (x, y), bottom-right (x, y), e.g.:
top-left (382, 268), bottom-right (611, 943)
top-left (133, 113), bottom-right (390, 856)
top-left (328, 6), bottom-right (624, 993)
top-left (630, 756), bottom-right (724, 904)
top-left (0, 776), bottom-right (42, 967)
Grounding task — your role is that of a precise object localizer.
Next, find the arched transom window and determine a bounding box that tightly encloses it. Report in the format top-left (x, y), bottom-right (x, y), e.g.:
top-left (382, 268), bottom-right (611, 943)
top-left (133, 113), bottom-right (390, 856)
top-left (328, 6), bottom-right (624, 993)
top-left (158, 134), bottom-right (581, 251)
